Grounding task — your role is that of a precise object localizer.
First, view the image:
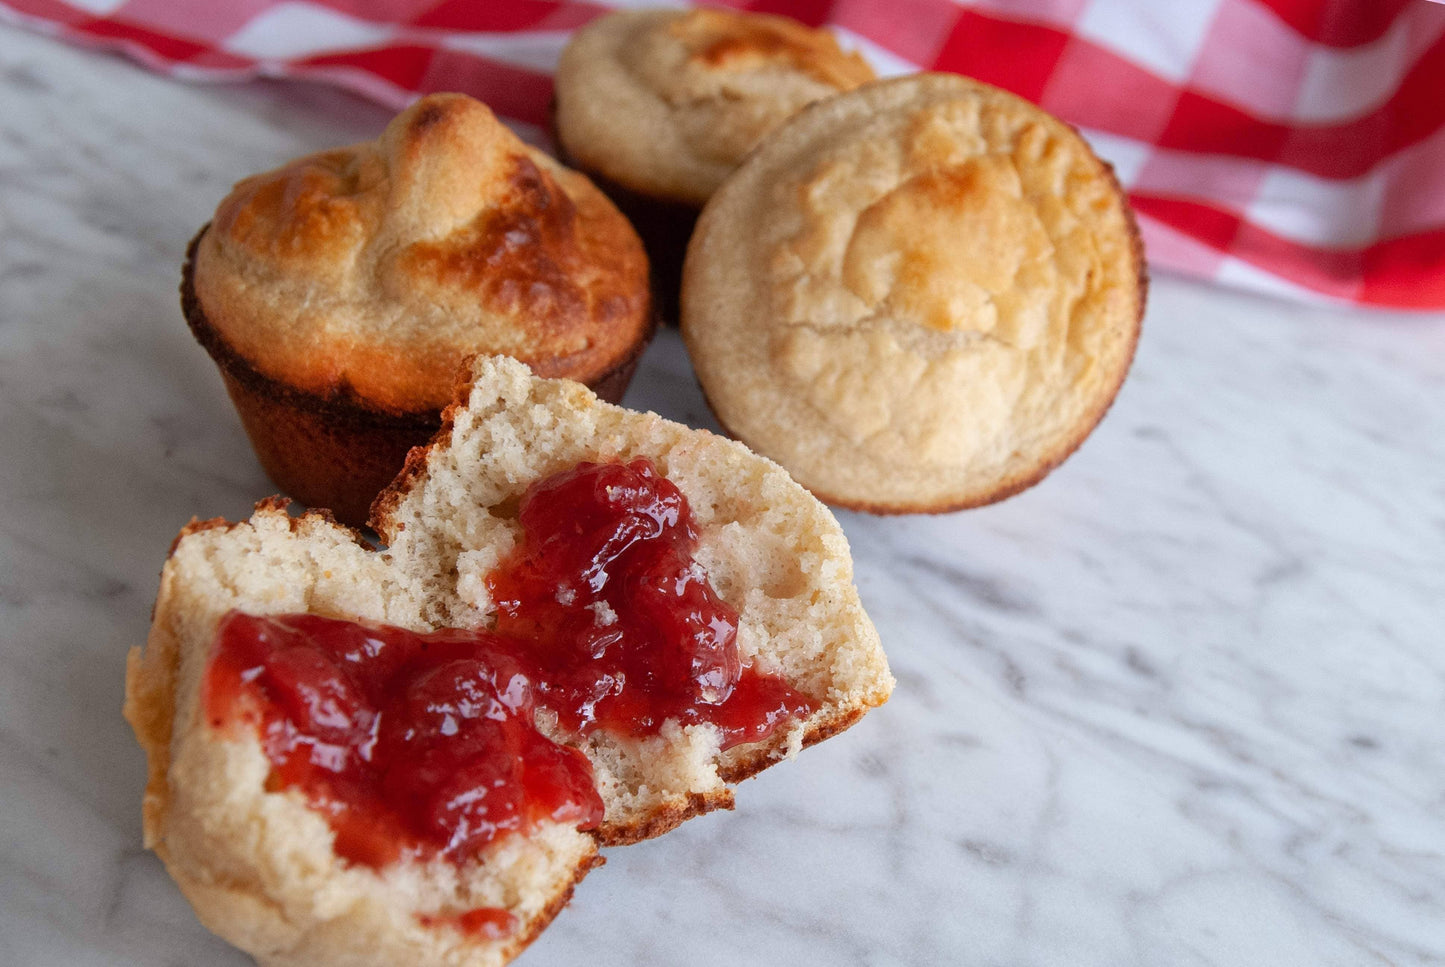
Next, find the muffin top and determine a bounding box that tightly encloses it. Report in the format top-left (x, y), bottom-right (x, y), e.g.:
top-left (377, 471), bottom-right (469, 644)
top-left (682, 73), bottom-right (1145, 513)
top-left (554, 8), bottom-right (875, 207)
top-left (193, 93), bottom-right (651, 415)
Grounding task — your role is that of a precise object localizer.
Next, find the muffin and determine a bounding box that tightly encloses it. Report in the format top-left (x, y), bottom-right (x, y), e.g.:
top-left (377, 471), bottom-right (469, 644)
top-left (553, 8), bottom-right (875, 320)
top-left (682, 73), bottom-right (1146, 514)
top-left (184, 93), bottom-right (654, 526)
top-left (125, 354), bottom-right (892, 966)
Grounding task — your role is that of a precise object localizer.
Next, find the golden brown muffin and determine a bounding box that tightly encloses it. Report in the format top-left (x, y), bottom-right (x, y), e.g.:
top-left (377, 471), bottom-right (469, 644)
top-left (553, 8), bottom-right (875, 320)
top-left (185, 93), bottom-right (654, 526)
top-left (682, 73), bottom-right (1146, 514)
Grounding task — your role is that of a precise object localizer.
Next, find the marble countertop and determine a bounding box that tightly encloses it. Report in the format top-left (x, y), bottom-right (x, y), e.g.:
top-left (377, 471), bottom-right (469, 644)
top-left (3, 22), bottom-right (1444, 967)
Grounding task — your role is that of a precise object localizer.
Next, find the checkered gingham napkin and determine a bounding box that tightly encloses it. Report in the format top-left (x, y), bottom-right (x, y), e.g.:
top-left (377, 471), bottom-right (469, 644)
top-left (5, 0), bottom-right (1445, 309)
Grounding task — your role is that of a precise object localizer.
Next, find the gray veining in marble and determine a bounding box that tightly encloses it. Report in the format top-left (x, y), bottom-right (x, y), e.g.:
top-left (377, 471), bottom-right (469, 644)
top-left (2, 21), bottom-right (1444, 967)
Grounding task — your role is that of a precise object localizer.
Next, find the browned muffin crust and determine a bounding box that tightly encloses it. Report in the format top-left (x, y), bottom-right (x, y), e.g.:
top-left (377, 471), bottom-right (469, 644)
top-left (553, 131), bottom-right (699, 325)
top-left (184, 94), bottom-right (655, 525)
top-left (195, 95), bottom-right (652, 414)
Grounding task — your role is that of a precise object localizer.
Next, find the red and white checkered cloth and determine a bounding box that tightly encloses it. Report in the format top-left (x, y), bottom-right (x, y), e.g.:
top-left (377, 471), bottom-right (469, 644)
top-left (5, 0), bottom-right (1445, 309)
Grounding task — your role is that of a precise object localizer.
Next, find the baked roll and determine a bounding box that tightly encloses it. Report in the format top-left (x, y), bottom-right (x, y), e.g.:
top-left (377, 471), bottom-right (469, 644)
top-left (184, 93), bottom-right (653, 526)
top-left (553, 8), bottom-right (874, 319)
top-left (126, 354), bottom-right (893, 967)
top-left (682, 73), bottom-right (1146, 513)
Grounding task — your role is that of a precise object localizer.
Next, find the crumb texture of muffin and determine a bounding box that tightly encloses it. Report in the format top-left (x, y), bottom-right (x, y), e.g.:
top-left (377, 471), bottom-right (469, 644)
top-left (377, 354), bottom-right (893, 838)
top-left (555, 8), bottom-right (875, 208)
top-left (682, 72), bottom-right (1146, 513)
top-left (126, 355), bottom-right (892, 965)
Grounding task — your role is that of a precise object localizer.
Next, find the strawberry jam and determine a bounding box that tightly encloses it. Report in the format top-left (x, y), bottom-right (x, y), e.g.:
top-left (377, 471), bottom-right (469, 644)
top-left (205, 612), bottom-right (604, 871)
top-left (417, 907), bottom-right (518, 940)
top-left (488, 458), bottom-right (814, 749)
top-left (204, 459), bottom-right (813, 881)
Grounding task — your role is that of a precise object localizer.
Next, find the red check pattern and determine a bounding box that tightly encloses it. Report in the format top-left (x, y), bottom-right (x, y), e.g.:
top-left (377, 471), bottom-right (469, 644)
top-left (4, 0), bottom-right (1444, 308)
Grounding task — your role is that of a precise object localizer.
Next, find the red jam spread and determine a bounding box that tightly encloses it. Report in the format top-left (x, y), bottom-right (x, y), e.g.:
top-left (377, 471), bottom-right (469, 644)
top-left (204, 459), bottom-right (814, 881)
top-left (417, 907), bottom-right (518, 940)
top-left (205, 611), bottom-right (604, 870)
top-left (488, 458), bottom-right (814, 749)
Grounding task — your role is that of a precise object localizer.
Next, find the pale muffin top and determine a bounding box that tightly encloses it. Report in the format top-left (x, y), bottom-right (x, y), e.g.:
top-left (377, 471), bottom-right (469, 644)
top-left (683, 73), bottom-right (1145, 512)
top-left (554, 8), bottom-right (874, 207)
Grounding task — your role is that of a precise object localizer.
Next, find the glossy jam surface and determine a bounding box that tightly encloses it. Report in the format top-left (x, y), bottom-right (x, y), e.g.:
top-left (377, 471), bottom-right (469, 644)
top-left (488, 458), bottom-right (815, 749)
top-left (206, 612), bottom-right (604, 871)
top-left (204, 459), bottom-right (813, 880)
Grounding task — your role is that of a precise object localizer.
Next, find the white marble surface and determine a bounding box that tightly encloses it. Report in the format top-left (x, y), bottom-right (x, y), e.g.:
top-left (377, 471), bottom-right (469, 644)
top-left (3, 22), bottom-right (1445, 967)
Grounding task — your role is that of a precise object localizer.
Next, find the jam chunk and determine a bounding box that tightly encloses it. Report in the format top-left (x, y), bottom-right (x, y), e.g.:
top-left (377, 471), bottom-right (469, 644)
top-left (488, 458), bottom-right (815, 748)
top-left (203, 458), bottom-right (814, 885)
top-left (205, 612), bottom-right (603, 871)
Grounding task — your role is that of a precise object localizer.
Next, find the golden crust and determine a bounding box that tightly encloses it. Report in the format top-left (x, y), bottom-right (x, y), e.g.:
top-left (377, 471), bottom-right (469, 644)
top-left (555, 9), bottom-right (875, 207)
top-left (193, 93), bottom-right (652, 414)
top-left (593, 790), bottom-right (733, 847)
top-left (552, 134), bottom-right (701, 326)
top-left (682, 73), bottom-right (1147, 513)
